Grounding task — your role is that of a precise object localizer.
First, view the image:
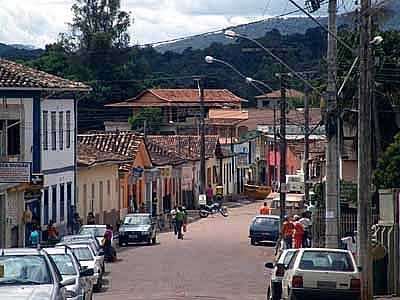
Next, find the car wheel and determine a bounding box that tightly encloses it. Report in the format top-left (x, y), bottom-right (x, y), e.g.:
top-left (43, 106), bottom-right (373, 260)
top-left (152, 236), bottom-right (157, 244)
top-left (251, 238), bottom-right (257, 246)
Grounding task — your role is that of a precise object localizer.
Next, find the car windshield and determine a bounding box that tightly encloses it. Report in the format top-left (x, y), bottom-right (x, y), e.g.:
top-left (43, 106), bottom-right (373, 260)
top-left (50, 254), bottom-right (77, 276)
top-left (253, 217), bottom-right (279, 231)
top-left (299, 251), bottom-right (355, 272)
top-left (123, 215), bottom-right (150, 225)
top-left (79, 227), bottom-right (105, 237)
top-left (0, 255), bottom-right (52, 285)
top-left (72, 247), bottom-right (94, 262)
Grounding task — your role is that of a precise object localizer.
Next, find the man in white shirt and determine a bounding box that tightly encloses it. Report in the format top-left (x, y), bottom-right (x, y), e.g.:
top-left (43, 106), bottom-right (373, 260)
top-left (299, 212), bottom-right (312, 247)
top-left (170, 205), bottom-right (178, 235)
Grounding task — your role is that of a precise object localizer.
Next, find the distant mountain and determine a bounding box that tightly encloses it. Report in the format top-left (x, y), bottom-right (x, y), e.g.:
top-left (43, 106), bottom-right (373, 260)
top-left (155, 1), bottom-right (400, 53)
top-left (0, 43), bottom-right (43, 61)
top-left (9, 44), bottom-right (39, 51)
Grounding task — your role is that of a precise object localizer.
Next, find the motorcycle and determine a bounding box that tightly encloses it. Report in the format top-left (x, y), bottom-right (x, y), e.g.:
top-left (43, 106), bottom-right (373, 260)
top-left (199, 202), bottom-right (229, 218)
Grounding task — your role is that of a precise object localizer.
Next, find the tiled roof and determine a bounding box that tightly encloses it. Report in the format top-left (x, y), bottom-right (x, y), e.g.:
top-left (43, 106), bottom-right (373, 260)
top-left (147, 135), bottom-right (221, 161)
top-left (78, 144), bottom-right (131, 167)
top-left (255, 89), bottom-right (304, 99)
top-left (78, 132), bottom-right (144, 161)
top-left (146, 141), bottom-right (186, 166)
top-left (0, 59), bottom-right (90, 91)
top-left (208, 109), bottom-right (248, 119)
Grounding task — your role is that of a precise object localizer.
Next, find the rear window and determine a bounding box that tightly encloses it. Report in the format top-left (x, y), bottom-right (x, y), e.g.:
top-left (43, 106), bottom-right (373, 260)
top-left (253, 218), bottom-right (279, 230)
top-left (299, 251), bottom-right (354, 272)
top-left (72, 247), bottom-right (94, 261)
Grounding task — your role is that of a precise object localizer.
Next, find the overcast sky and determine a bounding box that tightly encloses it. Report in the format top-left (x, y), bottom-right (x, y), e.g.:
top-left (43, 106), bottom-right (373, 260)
top-left (0, 0), bottom-right (347, 48)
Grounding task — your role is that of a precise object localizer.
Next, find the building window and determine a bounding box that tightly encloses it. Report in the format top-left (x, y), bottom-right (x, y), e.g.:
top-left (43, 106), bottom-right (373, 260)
top-left (43, 188), bottom-right (49, 225)
top-left (59, 112), bottom-right (64, 150)
top-left (66, 111), bottom-right (71, 149)
top-left (43, 111), bottom-right (48, 150)
top-left (51, 112), bottom-right (57, 150)
top-left (67, 182), bottom-right (72, 223)
top-left (107, 180), bottom-right (111, 196)
top-left (99, 181), bottom-right (103, 212)
top-left (51, 185), bottom-right (57, 223)
top-left (60, 183), bottom-right (65, 222)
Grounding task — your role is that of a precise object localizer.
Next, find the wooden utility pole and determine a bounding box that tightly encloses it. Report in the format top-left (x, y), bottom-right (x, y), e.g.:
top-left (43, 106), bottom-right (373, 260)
top-left (279, 73), bottom-right (287, 223)
top-left (196, 77), bottom-right (207, 196)
top-left (358, 0), bottom-right (373, 297)
top-left (304, 85), bottom-right (310, 203)
top-left (325, 0), bottom-right (340, 248)
top-left (273, 103), bottom-right (277, 191)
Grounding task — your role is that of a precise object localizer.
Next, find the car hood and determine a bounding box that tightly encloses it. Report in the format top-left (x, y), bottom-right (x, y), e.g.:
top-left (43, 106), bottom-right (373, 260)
top-left (120, 225), bottom-right (151, 232)
top-left (0, 284), bottom-right (54, 300)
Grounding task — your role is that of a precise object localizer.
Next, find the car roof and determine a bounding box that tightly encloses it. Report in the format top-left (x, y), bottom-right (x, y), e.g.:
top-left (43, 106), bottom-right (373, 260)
top-left (81, 225), bottom-right (106, 228)
top-left (63, 234), bottom-right (96, 239)
top-left (255, 215), bottom-right (280, 219)
top-left (43, 246), bottom-right (74, 255)
top-left (62, 243), bottom-right (92, 249)
top-left (0, 248), bottom-right (43, 255)
top-left (299, 248), bottom-right (351, 253)
top-left (125, 213), bottom-right (151, 217)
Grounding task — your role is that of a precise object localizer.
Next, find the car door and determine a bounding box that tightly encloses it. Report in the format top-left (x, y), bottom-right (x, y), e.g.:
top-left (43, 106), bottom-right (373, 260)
top-left (281, 250), bottom-right (300, 299)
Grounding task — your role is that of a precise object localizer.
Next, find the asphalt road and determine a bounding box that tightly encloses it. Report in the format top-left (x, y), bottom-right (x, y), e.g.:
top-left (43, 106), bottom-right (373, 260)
top-left (95, 202), bottom-right (275, 300)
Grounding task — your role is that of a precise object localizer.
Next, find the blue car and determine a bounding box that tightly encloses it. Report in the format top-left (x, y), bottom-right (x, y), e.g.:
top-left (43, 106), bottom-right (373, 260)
top-left (249, 215), bottom-right (280, 245)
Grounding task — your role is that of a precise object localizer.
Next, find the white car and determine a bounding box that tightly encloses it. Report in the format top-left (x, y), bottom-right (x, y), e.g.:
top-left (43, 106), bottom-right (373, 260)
top-left (66, 244), bottom-right (103, 292)
top-left (44, 246), bottom-right (94, 300)
top-left (79, 225), bottom-right (117, 250)
top-left (265, 249), bottom-right (298, 300)
top-left (281, 248), bottom-right (361, 300)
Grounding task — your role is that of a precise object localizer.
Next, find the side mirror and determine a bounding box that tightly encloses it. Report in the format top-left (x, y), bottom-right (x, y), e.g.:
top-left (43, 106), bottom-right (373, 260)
top-left (357, 266), bottom-right (363, 272)
top-left (265, 262), bottom-right (274, 269)
top-left (60, 277), bottom-right (76, 287)
top-left (98, 249), bottom-right (104, 256)
top-left (80, 268), bottom-right (95, 277)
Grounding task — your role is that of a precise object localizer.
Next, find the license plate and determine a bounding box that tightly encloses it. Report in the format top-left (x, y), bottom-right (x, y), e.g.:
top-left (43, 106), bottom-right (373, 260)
top-left (317, 281), bottom-right (337, 289)
top-left (129, 234), bottom-right (137, 239)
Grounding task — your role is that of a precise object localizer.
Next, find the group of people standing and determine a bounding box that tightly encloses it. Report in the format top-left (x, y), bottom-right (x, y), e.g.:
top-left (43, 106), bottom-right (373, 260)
top-left (170, 205), bottom-right (187, 239)
top-left (281, 212), bottom-right (312, 249)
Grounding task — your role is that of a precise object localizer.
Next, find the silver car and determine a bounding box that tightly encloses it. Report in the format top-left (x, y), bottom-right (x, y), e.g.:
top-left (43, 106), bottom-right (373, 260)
top-left (44, 246), bottom-right (94, 300)
top-left (0, 248), bottom-right (75, 300)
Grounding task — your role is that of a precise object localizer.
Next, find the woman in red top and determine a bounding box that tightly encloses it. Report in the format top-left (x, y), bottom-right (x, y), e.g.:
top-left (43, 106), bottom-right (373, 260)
top-left (293, 215), bottom-right (304, 249)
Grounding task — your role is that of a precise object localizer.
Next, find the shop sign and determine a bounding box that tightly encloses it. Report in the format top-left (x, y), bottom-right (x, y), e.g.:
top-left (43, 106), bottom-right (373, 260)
top-left (0, 162), bottom-right (31, 183)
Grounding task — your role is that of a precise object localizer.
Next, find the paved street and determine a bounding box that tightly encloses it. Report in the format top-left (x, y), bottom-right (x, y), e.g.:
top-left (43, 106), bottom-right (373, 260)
top-left (96, 202), bottom-right (275, 300)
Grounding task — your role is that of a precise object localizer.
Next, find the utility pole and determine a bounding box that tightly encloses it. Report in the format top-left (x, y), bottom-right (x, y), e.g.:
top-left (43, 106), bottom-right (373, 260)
top-left (358, 0), bottom-right (373, 297)
top-left (279, 73), bottom-right (288, 223)
top-left (196, 77), bottom-right (207, 196)
top-left (325, 0), bottom-right (340, 248)
top-left (304, 85), bottom-right (310, 203)
top-left (273, 104), bottom-right (277, 191)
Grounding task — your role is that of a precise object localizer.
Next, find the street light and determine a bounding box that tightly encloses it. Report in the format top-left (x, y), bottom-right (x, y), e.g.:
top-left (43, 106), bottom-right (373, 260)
top-left (204, 55), bottom-right (272, 94)
top-left (223, 30), bottom-right (317, 93)
top-left (370, 35), bottom-right (383, 46)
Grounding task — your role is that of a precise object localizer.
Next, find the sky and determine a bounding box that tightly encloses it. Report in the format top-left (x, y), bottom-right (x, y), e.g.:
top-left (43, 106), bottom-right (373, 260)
top-left (0, 0), bottom-right (344, 48)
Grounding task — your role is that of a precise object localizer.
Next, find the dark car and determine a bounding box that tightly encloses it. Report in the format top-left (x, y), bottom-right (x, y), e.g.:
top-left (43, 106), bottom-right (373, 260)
top-left (118, 213), bottom-right (157, 246)
top-left (249, 215), bottom-right (280, 245)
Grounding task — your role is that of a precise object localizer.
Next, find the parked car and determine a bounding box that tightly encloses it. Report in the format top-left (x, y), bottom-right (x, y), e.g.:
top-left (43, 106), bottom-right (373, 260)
top-left (281, 248), bottom-right (361, 300)
top-left (0, 248), bottom-right (75, 300)
top-left (265, 249), bottom-right (298, 300)
top-left (249, 215), bottom-right (280, 245)
top-left (63, 244), bottom-right (103, 292)
top-left (44, 246), bottom-right (94, 300)
top-left (118, 213), bottom-right (157, 246)
top-left (59, 236), bottom-right (105, 272)
top-left (78, 225), bottom-right (117, 259)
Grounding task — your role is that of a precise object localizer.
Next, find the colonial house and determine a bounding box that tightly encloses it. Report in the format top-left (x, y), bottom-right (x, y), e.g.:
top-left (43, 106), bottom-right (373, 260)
top-left (106, 88), bottom-right (244, 134)
top-left (77, 143), bottom-right (132, 226)
top-left (0, 59), bottom-right (90, 247)
top-left (78, 132), bottom-right (153, 217)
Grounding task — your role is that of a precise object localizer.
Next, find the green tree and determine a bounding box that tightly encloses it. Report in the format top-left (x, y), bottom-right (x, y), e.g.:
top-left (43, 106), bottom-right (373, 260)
top-left (374, 132), bottom-right (400, 188)
top-left (128, 108), bottom-right (163, 134)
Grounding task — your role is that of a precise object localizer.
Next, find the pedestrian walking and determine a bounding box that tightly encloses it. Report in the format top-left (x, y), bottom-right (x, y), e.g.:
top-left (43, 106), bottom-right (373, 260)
top-left (175, 206), bottom-right (185, 239)
top-left (281, 216), bottom-right (294, 249)
top-left (103, 224), bottom-right (113, 262)
top-left (299, 212), bottom-right (311, 247)
top-left (170, 205), bottom-right (178, 235)
top-left (293, 215), bottom-right (304, 249)
top-left (29, 224), bottom-right (40, 248)
top-left (259, 202), bottom-right (271, 215)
